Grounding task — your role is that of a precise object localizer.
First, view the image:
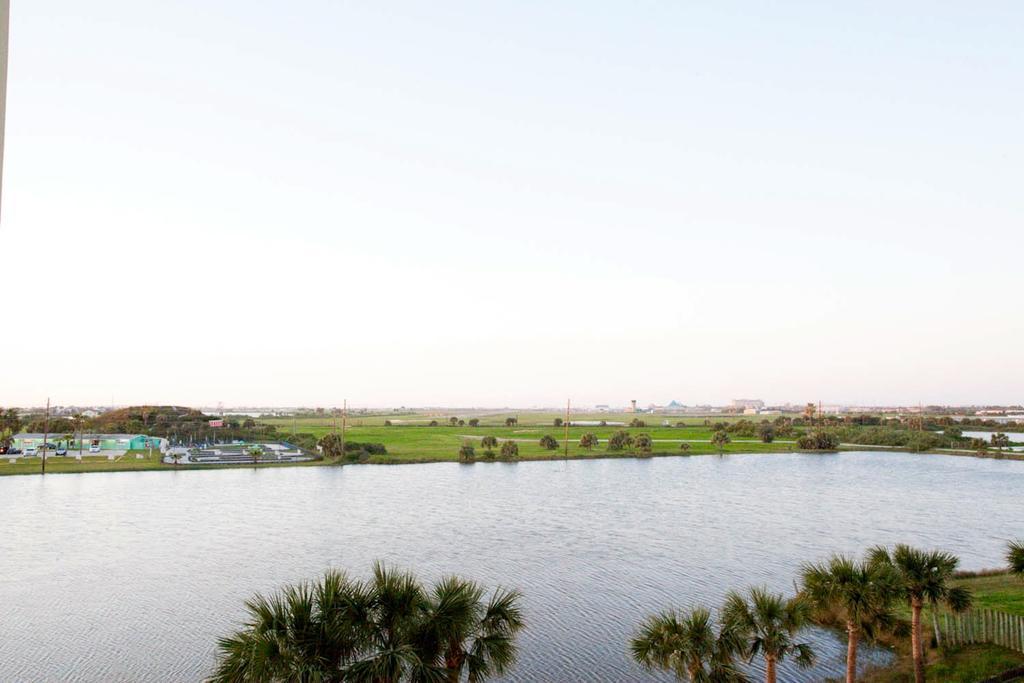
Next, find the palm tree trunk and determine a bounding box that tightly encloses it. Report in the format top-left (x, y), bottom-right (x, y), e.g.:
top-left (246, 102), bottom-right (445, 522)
top-left (765, 654), bottom-right (777, 683)
top-left (911, 598), bottom-right (925, 683)
top-left (846, 621), bottom-right (859, 683)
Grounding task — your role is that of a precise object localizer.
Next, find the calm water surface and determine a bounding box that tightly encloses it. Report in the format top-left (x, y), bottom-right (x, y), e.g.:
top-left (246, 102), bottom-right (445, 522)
top-left (1, 452), bottom-right (1022, 682)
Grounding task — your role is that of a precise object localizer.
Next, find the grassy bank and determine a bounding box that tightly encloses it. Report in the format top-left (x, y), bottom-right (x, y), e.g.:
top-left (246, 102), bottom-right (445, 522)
top-left (862, 572), bottom-right (1024, 682)
top-left (3, 414), bottom-right (1021, 475)
top-left (262, 419), bottom-right (794, 463)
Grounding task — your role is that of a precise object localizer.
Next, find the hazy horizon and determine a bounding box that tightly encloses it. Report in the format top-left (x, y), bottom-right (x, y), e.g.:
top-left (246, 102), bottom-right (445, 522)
top-left (2, 1), bottom-right (1022, 407)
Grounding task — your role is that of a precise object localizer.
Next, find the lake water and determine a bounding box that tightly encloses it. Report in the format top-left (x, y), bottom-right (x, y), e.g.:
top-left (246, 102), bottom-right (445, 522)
top-left (1, 452), bottom-right (1022, 682)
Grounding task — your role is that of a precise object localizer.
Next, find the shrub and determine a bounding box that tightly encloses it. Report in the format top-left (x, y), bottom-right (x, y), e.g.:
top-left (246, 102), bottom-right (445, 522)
top-left (318, 433), bottom-right (344, 459)
top-left (758, 424), bottom-right (775, 443)
top-left (634, 433), bottom-right (653, 454)
top-left (384, 419), bottom-right (392, 426)
top-left (539, 435), bottom-right (559, 450)
top-left (458, 443), bottom-right (476, 462)
top-left (607, 430), bottom-right (633, 451)
top-left (629, 418), bottom-right (646, 428)
top-left (579, 433), bottom-right (598, 449)
top-left (553, 417), bottom-right (563, 427)
top-left (679, 442), bottom-right (691, 453)
top-left (344, 442), bottom-right (387, 455)
top-left (481, 435), bottom-right (498, 449)
top-left (468, 418), bottom-right (479, 427)
top-left (429, 420), bottom-right (439, 427)
top-left (500, 440), bottom-right (519, 459)
top-left (357, 450), bottom-right (370, 464)
top-left (796, 430), bottom-right (840, 450)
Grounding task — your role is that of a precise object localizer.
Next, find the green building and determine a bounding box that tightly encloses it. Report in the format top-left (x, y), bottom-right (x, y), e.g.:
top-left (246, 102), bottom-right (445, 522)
top-left (12, 433), bottom-right (162, 451)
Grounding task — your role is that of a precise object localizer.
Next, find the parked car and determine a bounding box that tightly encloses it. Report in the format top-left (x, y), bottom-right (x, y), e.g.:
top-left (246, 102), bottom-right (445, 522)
top-left (55, 445), bottom-right (68, 456)
top-left (5, 447), bottom-right (21, 455)
top-left (24, 446), bottom-right (38, 456)
top-left (89, 443), bottom-right (101, 454)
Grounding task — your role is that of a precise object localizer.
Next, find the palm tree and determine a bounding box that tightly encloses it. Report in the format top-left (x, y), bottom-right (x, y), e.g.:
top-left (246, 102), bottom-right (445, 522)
top-left (1009, 540), bottom-right (1024, 578)
top-left (499, 441), bottom-right (518, 460)
top-left (711, 431), bottom-right (731, 453)
top-left (868, 545), bottom-right (971, 683)
top-left (800, 555), bottom-right (897, 683)
top-left (721, 587), bottom-right (814, 683)
top-left (631, 606), bottom-right (746, 682)
top-left (210, 570), bottom-right (367, 683)
top-left (415, 577), bottom-right (524, 683)
top-left (209, 563), bottom-right (523, 683)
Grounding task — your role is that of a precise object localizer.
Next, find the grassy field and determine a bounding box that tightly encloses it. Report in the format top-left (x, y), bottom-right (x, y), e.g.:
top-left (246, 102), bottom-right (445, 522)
top-left (0, 448), bottom-right (327, 476)
top-left (2, 410), bottom-right (1013, 474)
top-left (864, 572), bottom-right (1024, 682)
top-left (865, 643), bottom-right (1024, 682)
top-left (260, 417), bottom-right (795, 463)
top-left (0, 449), bottom-right (169, 475)
top-left (0, 416), bottom-right (795, 475)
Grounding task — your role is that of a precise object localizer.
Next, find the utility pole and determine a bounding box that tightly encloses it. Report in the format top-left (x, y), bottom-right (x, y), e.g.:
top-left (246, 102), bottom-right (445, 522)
top-left (341, 399), bottom-right (347, 460)
top-left (563, 398), bottom-right (570, 458)
top-left (41, 398), bottom-right (50, 474)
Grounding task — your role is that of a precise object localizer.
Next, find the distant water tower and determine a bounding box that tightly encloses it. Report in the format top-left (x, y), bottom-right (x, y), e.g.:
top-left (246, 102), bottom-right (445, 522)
top-left (630, 399), bottom-right (637, 413)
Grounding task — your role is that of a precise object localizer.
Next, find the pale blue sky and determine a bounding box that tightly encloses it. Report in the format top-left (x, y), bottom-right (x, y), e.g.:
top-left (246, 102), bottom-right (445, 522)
top-left (2, 1), bottom-right (1022, 407)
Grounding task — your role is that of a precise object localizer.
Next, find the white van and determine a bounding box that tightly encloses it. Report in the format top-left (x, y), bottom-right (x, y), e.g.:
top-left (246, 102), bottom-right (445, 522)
top-left (89, 443), bottom-right (101, 454)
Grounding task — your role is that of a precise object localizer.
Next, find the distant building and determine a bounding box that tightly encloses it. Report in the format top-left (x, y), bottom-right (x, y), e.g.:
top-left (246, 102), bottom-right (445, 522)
top-left (594, 405), bottom-right (610, 412)
top-left (731, 399), bottom-right (765, 410)
top-left (12, 433), bottom-right (161, 451)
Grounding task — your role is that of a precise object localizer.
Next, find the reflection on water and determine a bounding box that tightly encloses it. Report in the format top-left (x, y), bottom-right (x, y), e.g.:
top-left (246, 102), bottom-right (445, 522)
top-left (1, 452), bottom-right (1022, 682)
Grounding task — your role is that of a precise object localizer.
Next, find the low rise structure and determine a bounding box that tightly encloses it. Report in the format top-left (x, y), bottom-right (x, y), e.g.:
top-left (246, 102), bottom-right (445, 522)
top-left (12, 433), bottom-right (162, 451)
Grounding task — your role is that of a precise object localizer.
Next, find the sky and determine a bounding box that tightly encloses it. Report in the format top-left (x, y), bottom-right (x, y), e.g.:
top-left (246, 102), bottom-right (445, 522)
top-left (1, 1), bottom-right (1022, 409)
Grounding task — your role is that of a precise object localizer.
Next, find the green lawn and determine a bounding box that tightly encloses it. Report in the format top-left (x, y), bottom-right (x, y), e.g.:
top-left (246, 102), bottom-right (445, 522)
top-left (865, 643), bottom-right (1024, 682)
top-left (261, 419), bottom-right (794, 463)
top-left (0, 449), bottom-right (170, 475)
top-left (866, 573), bottom-right (1024, 682)
top-left (957, 573), bottom-right (1024, 616)
top-left (0, 420), bottom-right (797, 475)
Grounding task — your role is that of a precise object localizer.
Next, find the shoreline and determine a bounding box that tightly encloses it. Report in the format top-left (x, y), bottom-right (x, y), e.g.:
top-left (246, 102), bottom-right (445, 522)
top-left (2, 444), bottom-right (1022, 477)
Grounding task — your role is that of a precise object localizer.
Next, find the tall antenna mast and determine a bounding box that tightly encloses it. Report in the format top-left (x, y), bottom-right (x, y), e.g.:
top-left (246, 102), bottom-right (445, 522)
top-left (41, 397), bottom-right (50, 474)
top-left (563, 398), bottom-right (570, 458)
top-left (341, 399), bottom-right (347, 460)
